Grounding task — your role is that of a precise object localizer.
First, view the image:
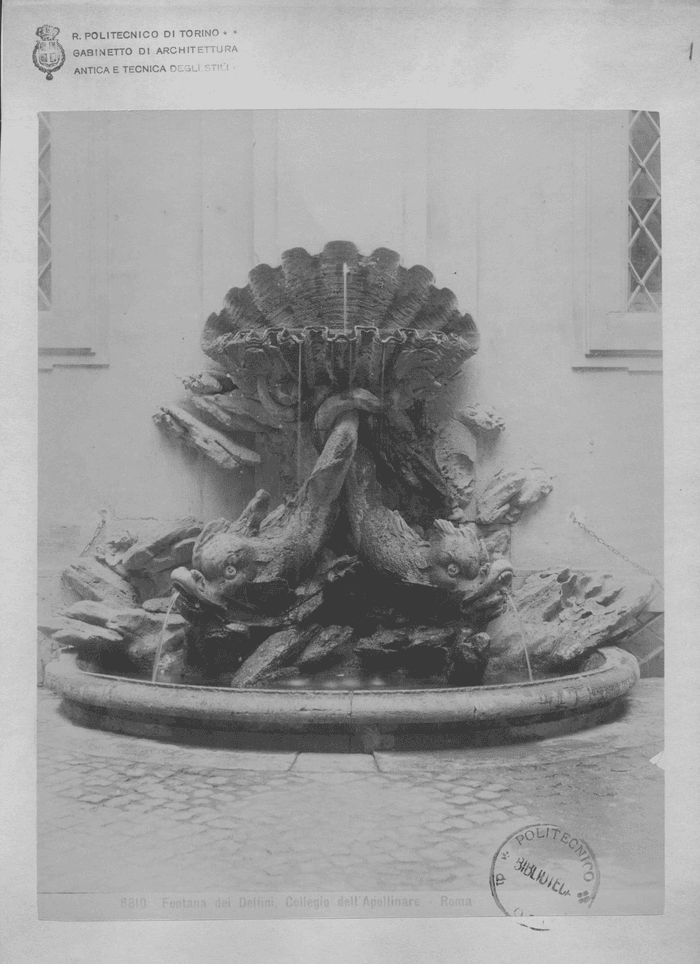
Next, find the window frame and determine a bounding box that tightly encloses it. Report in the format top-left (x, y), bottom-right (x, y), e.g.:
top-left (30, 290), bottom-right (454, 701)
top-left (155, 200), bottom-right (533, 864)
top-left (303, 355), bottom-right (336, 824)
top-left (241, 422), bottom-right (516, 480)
top-left (38, 112), bottom-right (110, 370)
top-left (572, 111), bottom-right (662, 372)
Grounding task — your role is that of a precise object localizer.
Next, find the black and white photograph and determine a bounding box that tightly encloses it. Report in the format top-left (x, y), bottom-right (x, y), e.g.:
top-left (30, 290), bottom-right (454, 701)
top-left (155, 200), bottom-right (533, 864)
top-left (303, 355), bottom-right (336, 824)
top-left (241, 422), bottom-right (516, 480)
top-left (2, 3), bottom-right (699, 962)
top-left (35, 108), bottom-right (664, 918)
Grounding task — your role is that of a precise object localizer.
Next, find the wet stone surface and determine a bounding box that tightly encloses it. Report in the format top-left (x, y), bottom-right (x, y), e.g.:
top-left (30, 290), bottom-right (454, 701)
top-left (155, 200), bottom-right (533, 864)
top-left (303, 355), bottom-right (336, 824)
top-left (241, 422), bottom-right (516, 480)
top-left (38, 682), bottom-right (663, 903)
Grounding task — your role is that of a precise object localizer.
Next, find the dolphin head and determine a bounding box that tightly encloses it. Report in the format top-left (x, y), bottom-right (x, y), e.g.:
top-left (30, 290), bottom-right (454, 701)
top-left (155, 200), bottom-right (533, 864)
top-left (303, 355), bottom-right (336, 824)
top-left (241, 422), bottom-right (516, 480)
top-left (424, 520), bottom-right (513, 606)
top-left (171, 490), bottom-right (273, 610)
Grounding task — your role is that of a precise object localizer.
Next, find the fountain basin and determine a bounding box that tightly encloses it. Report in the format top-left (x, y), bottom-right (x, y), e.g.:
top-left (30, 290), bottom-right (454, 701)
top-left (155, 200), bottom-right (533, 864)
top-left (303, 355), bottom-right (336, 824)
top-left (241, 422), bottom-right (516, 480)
top-left (45, 647), bottom-right (640, 753)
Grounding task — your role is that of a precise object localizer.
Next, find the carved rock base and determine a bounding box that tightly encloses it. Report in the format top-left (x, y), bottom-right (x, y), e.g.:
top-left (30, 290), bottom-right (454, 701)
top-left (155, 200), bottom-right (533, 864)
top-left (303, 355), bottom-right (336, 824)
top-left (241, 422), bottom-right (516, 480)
top-left (484, 567), bottom-right (656, 683)
top-left (61, 558), bottom-right (139, 609)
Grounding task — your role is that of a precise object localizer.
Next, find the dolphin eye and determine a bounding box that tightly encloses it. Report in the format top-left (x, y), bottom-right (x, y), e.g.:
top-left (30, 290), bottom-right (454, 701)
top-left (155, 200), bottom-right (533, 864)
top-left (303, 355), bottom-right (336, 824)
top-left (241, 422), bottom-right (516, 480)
top-left (446, 563), bottom-right (459, 578)
top-left (225, 563), bottom-right (238, 578)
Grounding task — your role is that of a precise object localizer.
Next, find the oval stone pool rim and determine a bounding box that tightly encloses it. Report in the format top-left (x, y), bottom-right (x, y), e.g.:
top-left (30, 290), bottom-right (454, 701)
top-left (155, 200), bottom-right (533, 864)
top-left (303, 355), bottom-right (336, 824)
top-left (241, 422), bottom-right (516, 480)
top-left (45, 648), bottom-right (640, 752)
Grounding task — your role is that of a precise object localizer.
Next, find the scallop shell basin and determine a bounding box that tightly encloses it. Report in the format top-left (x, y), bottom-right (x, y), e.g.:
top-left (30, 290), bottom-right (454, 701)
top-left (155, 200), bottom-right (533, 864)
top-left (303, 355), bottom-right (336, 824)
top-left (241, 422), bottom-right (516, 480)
top-left (201, 241), bottom-right (480, 402)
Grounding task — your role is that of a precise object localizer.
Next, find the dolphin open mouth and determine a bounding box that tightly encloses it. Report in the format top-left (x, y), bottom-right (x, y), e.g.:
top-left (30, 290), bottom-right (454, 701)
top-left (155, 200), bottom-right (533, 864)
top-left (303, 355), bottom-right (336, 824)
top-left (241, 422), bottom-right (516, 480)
top-left (459, 558), bottom-right (514, 609)
top-left (171, 567), bottom-right (291, 616)
top-left (170, 567), bottom-right (227, 612)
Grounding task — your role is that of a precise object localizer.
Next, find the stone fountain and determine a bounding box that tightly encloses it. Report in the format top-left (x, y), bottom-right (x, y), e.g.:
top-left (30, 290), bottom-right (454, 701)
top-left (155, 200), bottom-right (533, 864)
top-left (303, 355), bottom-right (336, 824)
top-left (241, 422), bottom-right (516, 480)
top-left (43, 242), bottom-right (655, 751)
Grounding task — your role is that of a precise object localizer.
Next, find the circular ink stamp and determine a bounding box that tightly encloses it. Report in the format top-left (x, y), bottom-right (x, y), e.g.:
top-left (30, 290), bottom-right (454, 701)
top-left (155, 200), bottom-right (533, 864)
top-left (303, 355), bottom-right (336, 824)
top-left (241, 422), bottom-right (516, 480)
top-left (490, 824), bottom-right (600, 917)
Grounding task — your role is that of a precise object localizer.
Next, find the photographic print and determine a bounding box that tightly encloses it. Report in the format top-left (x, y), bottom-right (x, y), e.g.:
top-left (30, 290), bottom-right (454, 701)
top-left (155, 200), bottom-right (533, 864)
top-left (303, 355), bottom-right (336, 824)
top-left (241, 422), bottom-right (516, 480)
top-left (36, 108), bottom-right (664, 920)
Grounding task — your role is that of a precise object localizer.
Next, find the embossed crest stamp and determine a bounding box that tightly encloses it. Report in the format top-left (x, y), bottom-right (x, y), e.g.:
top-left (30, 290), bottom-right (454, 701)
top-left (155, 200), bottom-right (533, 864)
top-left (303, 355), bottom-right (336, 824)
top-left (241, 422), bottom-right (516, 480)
top-left (33, 25), bottom-right (66, 81)
top-left (490, 824), bottom-right (601, 917)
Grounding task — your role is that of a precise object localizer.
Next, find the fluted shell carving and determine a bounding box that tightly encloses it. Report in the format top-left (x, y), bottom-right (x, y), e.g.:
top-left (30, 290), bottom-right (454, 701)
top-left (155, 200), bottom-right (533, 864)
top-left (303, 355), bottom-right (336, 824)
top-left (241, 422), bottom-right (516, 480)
top-left (201, 242), bottom-right (479, 403)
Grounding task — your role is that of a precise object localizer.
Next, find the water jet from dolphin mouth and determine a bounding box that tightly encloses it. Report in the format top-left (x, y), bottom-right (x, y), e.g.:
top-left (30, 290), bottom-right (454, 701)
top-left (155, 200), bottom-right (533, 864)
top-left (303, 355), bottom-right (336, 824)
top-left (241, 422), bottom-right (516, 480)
top-left (504, 590), bottom-right (534, 684)
top-left (151, 590), bottom-right (179, 683)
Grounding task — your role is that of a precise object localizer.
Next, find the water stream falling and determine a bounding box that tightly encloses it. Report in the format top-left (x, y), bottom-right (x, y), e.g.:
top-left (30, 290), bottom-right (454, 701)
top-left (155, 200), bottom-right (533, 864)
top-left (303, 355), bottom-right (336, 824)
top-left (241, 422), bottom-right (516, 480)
top-left (504, 591), bottom-right (535, 683)
top-left (151, 590), bottom-right (179, 683)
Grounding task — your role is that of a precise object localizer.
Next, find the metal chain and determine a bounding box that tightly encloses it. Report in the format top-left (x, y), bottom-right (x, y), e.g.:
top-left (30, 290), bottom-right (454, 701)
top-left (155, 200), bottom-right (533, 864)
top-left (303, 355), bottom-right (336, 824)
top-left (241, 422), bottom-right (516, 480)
top-left (571, 516), bottom-right (663, 589)
top-left (80, 510), bottom-right (107, 557)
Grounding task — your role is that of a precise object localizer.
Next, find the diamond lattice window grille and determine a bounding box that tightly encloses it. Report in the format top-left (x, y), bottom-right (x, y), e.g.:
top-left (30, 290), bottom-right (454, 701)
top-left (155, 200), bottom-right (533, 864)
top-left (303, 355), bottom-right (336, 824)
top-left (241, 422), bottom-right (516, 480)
top-left (628, 110), bottom-right (661, 313)
top-left (38, 113), bottom-right (52, 311)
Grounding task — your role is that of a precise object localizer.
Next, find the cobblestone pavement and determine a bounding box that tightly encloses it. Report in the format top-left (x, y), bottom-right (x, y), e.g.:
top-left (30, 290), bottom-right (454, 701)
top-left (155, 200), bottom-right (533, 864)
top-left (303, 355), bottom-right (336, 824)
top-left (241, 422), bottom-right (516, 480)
top-left (38, 682), bottom-right (663, 911)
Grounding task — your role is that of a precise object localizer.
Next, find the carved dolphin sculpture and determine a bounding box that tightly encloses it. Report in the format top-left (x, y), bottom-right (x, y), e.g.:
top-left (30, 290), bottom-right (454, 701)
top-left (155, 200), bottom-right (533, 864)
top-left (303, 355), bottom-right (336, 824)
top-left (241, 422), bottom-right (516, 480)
top-left (171, 411), bottom-right (360, 610)
top-left (345, 446), bottom-right (513, 606)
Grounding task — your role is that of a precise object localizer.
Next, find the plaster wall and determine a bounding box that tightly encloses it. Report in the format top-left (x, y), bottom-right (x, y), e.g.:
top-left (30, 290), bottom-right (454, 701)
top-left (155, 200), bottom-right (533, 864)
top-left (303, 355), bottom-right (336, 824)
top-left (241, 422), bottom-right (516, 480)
top-left (38, 110), bottom-right (663, 591)
top-left (39, 112), bottom-right (257, 564)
